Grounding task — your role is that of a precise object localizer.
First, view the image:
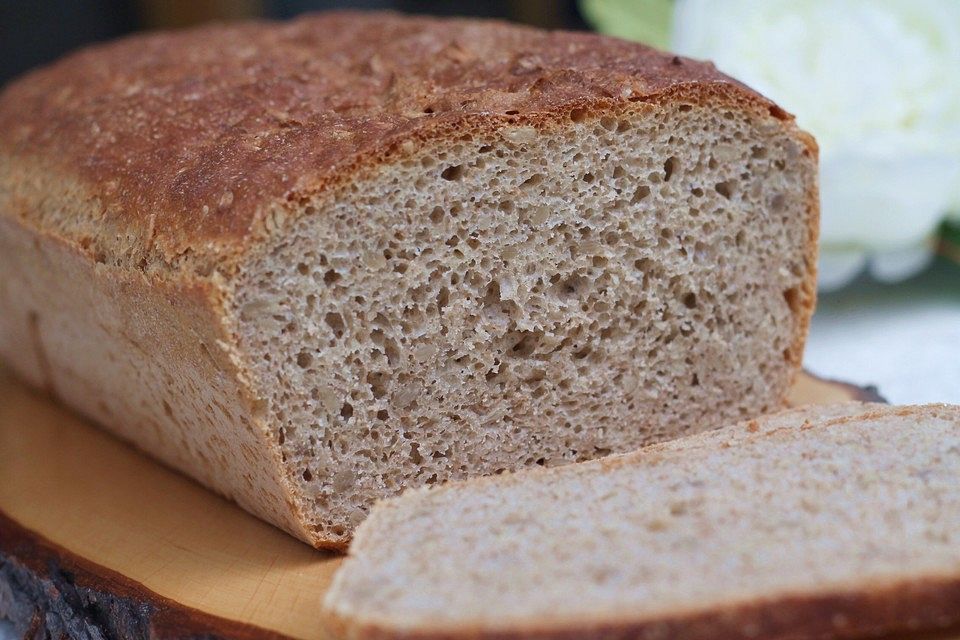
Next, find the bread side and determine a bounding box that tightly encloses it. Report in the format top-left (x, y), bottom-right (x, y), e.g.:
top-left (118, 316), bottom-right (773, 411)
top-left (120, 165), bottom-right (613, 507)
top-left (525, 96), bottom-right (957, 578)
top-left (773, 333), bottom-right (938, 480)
top-left (0, 214), bottom-right (311, 541)
top-left (0, 12), bottom-right (818, 547)
top-left (325, 403), bottom-right (960, 640)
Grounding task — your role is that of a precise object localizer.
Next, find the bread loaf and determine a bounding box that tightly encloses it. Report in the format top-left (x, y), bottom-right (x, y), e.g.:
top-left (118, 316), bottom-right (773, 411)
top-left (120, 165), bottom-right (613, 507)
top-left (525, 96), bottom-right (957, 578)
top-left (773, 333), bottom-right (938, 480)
top-left (325, 403), bottom-right (960, 640)
top-left (0, 12), bottom-right (818, 547)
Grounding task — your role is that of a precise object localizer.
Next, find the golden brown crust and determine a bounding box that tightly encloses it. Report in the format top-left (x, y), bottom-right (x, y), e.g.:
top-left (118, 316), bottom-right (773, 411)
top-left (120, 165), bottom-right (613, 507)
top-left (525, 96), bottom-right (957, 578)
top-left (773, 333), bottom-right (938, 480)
top-left (329, 577), bottom-right (960, 640)
top-left (0, 10), bottom-right (791, 273)
top-left (785, 130), bottom-right (820, 378)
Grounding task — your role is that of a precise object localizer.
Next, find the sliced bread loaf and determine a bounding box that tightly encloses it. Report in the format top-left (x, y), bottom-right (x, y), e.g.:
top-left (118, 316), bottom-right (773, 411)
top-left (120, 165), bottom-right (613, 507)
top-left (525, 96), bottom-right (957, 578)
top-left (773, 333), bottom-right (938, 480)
top-left (0, 12), bottom-right (817, 547)
top-left (325, 403), bottom-right (960, 640)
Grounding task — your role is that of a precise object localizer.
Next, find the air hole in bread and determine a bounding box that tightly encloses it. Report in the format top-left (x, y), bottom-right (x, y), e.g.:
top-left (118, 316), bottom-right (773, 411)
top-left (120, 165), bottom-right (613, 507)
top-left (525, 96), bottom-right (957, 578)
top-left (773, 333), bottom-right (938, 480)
top-left (715, 180), bottom-right (735, 199)
top-left (521, 174), bottom-right (543, 189)
top-left (783, 287), bottom-right (801, 314)
top-left (664, 156), bottom-right (678, 181)
top-left (631, 185), bottom-right (650, 203)
top-left (296, 351), bottom-right (313, 369)
top-left (324, 312), bottom-right (345, 337)
top-left (441, 165), bottom-right (464, 181)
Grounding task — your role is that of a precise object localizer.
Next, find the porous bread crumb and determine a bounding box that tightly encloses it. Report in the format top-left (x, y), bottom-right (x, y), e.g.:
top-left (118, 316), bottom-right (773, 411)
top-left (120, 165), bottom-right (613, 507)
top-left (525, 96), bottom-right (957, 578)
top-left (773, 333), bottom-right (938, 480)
top-left (233, 100), bottom-right (815, 543)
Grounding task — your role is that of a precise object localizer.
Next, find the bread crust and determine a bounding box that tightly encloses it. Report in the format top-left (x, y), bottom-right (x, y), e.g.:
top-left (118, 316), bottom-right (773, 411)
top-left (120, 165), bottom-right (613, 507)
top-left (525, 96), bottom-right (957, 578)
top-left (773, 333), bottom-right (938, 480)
top-left (0, 11), bottom-right (799, 274)
top-left (327, 576), bottom-right (960, 640)
top-left (0, 11), bottom-right (819, 548)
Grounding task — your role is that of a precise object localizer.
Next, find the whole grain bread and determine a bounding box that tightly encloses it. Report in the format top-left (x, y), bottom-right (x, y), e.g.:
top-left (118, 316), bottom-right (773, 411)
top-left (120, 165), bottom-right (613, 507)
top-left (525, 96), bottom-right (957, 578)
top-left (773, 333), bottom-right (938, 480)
top-left (0, 12), bottom-right (818, 547)
top-left (325, 403), bottom-right (960, 640)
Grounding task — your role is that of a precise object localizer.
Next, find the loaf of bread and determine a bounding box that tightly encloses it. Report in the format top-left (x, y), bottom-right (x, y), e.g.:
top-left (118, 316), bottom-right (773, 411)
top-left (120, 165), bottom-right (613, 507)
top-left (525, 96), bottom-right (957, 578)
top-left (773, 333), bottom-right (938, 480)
top-left (0, 12), bottom-right (818, 547)
top-left (325, 403), bottom-right (960, 639)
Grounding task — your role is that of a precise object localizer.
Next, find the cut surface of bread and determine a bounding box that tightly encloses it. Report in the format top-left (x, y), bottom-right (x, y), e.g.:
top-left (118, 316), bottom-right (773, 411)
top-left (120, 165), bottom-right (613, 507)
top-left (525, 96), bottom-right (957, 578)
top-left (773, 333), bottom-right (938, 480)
top-left (325, 403), bottom-right (960, 639)
top-left (0, 12), bottom-right (817, 547)
top-left (233, 89), bottom-right (816, 542)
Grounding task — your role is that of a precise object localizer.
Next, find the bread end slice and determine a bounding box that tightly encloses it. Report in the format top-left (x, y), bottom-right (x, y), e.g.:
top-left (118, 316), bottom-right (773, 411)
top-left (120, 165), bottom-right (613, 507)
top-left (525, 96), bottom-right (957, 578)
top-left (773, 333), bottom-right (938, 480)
top-left (324, 403), bottom-right (960, 640)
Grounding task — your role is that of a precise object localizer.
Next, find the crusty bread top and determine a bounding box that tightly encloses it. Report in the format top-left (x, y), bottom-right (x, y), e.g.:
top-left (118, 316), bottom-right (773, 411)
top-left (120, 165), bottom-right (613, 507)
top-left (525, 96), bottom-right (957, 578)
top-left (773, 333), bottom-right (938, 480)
top-left (0, 11), bottom-right (795, 272)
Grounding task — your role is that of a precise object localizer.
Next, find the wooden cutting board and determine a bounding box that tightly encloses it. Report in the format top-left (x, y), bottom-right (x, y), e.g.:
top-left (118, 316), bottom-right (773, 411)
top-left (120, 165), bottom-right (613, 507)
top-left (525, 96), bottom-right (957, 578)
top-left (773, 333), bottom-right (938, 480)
top-left (2, 369), bottom-right (926, 640)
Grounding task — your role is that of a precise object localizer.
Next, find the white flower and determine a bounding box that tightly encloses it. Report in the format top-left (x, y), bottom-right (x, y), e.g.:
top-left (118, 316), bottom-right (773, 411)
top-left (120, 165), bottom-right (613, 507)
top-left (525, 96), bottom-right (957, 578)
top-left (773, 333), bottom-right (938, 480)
top-left (671, 0), bottom-right (960, 289)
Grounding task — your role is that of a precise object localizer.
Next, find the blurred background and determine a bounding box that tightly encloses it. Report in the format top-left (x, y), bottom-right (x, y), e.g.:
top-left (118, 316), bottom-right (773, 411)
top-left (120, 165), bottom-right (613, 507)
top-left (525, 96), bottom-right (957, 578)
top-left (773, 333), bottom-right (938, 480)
top-left (1, 0), bottom-right (958, 403)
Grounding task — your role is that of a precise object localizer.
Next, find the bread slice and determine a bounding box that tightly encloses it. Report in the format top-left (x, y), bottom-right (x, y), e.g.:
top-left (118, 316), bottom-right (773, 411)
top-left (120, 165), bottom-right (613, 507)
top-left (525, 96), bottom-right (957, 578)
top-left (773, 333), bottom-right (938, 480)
top-left (325, 403), bottom-right (960, 640)
top-left (0, 12), bottom-right (818, 547)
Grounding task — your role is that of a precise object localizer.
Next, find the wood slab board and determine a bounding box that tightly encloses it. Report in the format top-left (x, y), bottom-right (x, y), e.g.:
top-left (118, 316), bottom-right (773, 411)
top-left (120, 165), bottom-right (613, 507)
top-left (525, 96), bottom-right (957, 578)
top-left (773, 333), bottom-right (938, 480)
top-left (4, 369), bottom-right (945, 640)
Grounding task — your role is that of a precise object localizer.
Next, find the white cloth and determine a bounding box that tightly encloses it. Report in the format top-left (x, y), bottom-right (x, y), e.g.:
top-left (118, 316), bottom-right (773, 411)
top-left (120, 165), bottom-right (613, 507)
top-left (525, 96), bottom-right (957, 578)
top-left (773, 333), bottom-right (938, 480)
top-left (804, 257), bottom-right (960, 404)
